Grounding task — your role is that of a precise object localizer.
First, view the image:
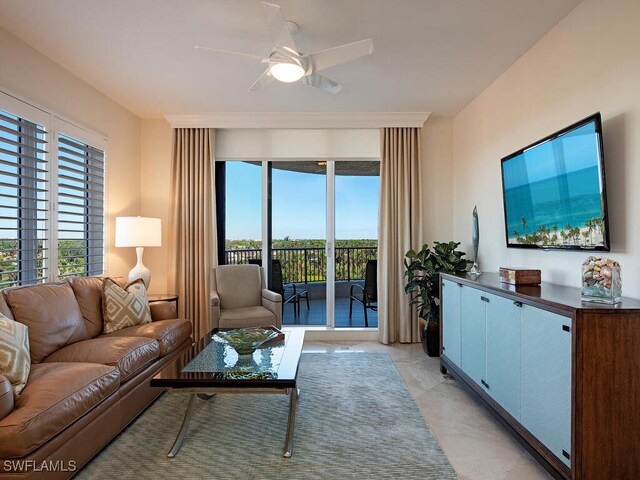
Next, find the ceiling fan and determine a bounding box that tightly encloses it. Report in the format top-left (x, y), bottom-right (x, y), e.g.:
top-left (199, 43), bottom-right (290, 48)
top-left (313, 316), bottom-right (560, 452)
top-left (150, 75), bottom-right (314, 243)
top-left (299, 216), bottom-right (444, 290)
top-left (195, 1), bottom-right (374, 94)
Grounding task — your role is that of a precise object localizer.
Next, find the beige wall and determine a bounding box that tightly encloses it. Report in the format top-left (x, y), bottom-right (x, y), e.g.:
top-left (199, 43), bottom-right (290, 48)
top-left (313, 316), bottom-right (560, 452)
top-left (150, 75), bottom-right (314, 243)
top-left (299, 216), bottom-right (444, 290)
top-left (452, 0), bottom-right (640, 292)
top-left (0, 27), bottom-right (142, 278)
top-left (421, 116), bottom-right (454, 245)
top-left (140, 119), bottom-right (174, 294)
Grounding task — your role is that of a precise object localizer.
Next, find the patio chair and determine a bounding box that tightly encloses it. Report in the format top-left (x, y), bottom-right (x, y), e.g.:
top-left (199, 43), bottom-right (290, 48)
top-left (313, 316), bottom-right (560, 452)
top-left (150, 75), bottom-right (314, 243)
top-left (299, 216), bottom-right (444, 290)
top-left (210, 264), bottom-right (282, 329)
top-left (248, 259), bottom-right (309, 316)
top-left (349, 259), bottom-right (377, 327)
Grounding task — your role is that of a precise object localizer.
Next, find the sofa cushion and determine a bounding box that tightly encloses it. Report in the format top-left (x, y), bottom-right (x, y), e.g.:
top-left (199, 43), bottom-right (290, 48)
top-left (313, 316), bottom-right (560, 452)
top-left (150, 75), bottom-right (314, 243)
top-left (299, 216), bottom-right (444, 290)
top-left (0, 314), bottom-right (30, 398)
top-left (215, 265), bottom-right (263, 310)
top-left (0, 362), bottom-right (120, 458)
top-left (4, 283), bottom-right (89, 363)
top-left (219, 306), bottom-right (276, 329)
top-left (67, 276), bottom-right (104, 338)
top-left (44, 336), bottom-right (159, 382)
top-left (102, 278), bottom-right (152, 333)
top-left (105, 318), bottom-right (192, 357)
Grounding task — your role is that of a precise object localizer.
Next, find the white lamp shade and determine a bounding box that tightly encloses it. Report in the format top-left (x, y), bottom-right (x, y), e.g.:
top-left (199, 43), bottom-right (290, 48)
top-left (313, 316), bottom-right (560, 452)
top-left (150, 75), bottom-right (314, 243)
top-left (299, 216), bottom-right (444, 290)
top-left (115, 216), bottom-right (162, 247)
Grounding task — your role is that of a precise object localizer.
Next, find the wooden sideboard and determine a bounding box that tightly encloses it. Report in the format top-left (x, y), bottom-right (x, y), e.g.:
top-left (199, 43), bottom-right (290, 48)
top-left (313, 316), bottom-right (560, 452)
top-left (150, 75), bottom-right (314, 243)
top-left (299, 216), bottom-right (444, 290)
top-left (439, 272), bottom-right (640, 480)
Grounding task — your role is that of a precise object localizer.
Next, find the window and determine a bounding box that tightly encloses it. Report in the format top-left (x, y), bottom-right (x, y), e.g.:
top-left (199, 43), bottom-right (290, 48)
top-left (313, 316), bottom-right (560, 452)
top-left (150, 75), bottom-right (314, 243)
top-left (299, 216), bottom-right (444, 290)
top-left (56, 134), bottom-right (105, 278)
top-left (0, 91), bottom-right (106, 289)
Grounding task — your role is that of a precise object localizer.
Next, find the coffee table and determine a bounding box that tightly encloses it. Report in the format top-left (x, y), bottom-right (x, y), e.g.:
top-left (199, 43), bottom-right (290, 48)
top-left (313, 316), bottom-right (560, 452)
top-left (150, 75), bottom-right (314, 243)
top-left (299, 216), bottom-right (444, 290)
top-left (151, 328), bottom-right (305, 458)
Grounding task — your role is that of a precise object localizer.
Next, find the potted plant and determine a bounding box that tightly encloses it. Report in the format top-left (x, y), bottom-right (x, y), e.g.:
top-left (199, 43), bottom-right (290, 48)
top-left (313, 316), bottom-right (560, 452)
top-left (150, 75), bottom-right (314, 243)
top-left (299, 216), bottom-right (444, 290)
top-left (404, 241), bottom-right (471, 356)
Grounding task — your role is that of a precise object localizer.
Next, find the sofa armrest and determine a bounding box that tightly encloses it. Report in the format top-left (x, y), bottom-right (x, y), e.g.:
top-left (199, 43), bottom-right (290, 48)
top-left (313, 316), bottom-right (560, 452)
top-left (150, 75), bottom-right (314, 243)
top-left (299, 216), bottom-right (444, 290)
top-left (149, 301), bottom-right (177, 321)
top-left (262, 289), bottom-right (283, 328)
top-left (0, 374), bottom-right (14, 421)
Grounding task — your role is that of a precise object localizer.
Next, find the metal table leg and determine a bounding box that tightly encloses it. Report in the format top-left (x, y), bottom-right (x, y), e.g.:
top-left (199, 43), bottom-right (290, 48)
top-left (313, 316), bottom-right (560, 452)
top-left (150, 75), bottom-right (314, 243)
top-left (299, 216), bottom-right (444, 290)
top-left (167, 393), bottom-right (196, 458)
top-left (283, 387), bottom-right (300, 458)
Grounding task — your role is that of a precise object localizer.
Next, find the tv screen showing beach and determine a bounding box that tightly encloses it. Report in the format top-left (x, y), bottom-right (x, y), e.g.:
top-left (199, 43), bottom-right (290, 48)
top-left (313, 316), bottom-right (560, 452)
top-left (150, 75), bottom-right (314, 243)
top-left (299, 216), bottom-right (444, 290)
top-left (501, 118), bottom-right (608, 250)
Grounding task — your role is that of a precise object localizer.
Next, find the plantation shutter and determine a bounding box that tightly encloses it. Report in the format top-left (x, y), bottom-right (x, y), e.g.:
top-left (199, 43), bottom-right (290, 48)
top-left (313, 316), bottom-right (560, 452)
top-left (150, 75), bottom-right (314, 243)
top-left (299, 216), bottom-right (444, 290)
top-left (56, 133), bottom-right (105, 278)
top-left (0, 110), bottom-right (49, 288)
top-left (0, 109), bottom-right (49, 288)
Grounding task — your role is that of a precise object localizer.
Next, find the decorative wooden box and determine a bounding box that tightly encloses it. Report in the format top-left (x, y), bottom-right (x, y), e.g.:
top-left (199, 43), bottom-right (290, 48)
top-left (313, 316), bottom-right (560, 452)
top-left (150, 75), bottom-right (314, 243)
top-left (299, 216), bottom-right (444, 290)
top-left (499, 267), bottom-right (541, 285)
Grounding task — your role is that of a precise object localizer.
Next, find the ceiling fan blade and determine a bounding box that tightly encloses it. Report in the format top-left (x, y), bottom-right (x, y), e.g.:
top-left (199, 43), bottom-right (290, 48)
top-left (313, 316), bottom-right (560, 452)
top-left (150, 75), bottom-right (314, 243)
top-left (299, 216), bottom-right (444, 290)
top-left (302, 73), bottom-right (343, 94)
top-left (249, 68), bottom-right (274, 91)
top-left (194, 46), bottom-right (264, 61)
top-left (307, 39), bottom-right (374, 73)
top-left (261, 2), bottom-right (299, 54)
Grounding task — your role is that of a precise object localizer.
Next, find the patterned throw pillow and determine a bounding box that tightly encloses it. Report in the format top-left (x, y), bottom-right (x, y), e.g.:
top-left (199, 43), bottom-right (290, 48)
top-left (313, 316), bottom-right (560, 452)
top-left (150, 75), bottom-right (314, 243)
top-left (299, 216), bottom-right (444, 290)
top-left (0, 313), bottom-right (30, 398)
top-left (102, 278), bottom-right (152, 334)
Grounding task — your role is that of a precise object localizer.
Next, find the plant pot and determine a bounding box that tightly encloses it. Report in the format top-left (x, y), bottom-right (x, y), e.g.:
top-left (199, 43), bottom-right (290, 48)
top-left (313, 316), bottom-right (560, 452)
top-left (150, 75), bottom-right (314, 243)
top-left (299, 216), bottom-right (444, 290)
top-left (420, 317), bottom-right (440, 357)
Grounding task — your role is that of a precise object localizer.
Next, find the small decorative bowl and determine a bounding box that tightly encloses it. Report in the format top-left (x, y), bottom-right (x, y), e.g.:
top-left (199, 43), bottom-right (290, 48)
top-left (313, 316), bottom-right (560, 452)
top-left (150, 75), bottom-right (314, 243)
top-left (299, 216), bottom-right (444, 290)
top-left (214, 328), bottom-right (279, 356)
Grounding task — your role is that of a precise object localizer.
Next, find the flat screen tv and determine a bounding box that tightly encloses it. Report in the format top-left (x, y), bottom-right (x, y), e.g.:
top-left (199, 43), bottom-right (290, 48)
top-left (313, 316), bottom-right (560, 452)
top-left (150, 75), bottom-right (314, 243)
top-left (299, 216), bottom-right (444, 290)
top-left (501, 113), bottom-right (610, 251)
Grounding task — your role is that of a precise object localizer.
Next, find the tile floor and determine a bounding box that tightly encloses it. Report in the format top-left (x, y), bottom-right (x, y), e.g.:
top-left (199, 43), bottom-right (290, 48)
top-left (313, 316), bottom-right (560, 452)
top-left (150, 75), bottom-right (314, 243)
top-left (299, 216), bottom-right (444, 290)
top-left (283, 296), bottom-right (378, 328)
top-left (302, 340), bottom-right (551, 480)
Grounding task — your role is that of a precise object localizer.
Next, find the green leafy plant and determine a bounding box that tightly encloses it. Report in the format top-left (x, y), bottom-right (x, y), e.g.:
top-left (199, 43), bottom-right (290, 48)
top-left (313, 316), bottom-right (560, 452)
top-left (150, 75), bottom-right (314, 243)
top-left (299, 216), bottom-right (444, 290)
top-left (404, 241), bottom-right (471, 324)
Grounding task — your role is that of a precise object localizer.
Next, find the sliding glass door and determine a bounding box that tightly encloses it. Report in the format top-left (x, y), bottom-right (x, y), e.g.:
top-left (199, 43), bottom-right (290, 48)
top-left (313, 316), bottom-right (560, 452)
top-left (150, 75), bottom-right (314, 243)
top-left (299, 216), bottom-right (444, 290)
top-left (272, 162), bottom-right (326, 325)
top-left (334, 161), bottom-right (379, 328)
top-left (219, 159), bottom-right (379, 328)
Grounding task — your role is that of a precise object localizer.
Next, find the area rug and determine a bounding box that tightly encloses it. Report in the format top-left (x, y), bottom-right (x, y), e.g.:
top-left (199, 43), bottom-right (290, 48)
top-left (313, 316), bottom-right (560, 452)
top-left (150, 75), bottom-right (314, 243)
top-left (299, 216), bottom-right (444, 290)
top-left (78, 353), bottom-right (457, 479)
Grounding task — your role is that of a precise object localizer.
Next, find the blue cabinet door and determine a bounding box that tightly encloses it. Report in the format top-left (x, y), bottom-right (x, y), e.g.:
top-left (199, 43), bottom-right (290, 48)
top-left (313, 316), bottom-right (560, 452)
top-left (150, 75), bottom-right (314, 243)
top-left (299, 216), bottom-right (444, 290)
top-left (520, 305), bottom-right (572, 467)
top-left (460, 286), bottom-right (486, 386)
top-left (441, 279), bottom-right (462, 367)
top-left (485, 293), bottom-right (521, 420)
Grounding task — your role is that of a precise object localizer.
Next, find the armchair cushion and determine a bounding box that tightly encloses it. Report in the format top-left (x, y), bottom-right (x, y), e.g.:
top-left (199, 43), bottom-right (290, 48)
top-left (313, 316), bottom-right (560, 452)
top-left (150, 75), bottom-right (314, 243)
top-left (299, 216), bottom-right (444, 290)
top-left (219, 306), bottom-right (277, 329)
top-left (214, 265), bottom-right (262, 309)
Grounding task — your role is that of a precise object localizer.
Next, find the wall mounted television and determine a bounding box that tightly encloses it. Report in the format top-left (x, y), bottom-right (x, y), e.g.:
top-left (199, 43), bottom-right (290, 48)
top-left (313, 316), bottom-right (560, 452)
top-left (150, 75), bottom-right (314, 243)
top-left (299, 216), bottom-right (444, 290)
top-left (501, 112), bottom-right (610, 251)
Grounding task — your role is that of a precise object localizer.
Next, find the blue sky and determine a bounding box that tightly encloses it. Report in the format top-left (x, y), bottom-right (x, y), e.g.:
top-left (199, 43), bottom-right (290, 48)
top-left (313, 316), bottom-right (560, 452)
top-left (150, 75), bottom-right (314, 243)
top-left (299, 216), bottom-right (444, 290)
top-left (225, 161), bottom-right (379, 240)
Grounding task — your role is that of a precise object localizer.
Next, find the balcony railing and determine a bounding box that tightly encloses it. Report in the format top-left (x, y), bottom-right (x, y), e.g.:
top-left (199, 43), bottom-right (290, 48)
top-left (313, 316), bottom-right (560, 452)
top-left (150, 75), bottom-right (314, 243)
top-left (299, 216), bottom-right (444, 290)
top-left (225, 246), bottom-right (377, 284)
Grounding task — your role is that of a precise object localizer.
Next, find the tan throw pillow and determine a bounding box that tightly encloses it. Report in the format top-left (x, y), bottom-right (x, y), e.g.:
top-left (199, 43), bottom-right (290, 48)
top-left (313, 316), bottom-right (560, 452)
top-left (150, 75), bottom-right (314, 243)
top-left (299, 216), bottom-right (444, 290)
top-left (102, 277), bottom-right (152, 333)
top-left (0, 313), bottom-right (31, 398)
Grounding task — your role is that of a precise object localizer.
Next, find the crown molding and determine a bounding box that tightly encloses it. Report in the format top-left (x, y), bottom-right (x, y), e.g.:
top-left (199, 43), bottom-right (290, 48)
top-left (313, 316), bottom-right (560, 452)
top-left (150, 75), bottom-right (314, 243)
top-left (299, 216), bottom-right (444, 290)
top-left (164, 112), bottom-right (430, 129)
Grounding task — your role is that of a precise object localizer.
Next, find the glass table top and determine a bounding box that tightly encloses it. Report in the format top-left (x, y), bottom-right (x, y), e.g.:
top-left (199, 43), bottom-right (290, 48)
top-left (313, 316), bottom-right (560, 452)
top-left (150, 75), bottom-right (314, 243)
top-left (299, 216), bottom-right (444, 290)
top-left (151, 328), bottom-right (305, 389)
top-left (182, 333), bottom-right (287, 379)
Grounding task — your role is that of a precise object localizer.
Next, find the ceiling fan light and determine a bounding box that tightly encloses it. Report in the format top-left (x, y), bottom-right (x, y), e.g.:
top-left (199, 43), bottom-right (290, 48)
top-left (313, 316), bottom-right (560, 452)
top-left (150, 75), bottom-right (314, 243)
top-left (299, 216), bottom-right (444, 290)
top-left (270, 62), bottom-right (305, 83)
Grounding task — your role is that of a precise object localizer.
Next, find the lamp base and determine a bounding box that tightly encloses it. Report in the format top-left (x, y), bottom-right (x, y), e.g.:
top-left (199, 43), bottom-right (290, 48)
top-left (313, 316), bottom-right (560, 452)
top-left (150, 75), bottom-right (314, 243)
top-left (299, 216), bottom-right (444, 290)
top-left (128, 246), bottom-right (151, 289)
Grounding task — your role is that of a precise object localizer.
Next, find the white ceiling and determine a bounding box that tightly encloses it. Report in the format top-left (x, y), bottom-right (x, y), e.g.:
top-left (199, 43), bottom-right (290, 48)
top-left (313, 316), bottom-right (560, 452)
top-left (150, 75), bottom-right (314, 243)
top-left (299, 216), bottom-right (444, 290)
top-left (0, 0), bottom-right (581, 119)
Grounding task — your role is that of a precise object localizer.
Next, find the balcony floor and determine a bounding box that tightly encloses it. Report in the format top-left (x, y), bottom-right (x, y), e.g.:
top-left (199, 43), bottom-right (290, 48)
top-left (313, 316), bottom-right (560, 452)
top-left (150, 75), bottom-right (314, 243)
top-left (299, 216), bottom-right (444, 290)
top-left (282, 296), bottom-right (378, 328)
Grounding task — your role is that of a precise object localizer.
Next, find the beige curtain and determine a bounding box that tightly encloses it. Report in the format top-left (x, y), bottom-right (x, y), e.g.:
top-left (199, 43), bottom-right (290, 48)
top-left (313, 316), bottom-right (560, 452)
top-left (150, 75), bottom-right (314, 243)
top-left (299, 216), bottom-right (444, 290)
top-left (378, 127), bottom-right (423, 344)
top-left (170, 128), bottom-right (217, 341)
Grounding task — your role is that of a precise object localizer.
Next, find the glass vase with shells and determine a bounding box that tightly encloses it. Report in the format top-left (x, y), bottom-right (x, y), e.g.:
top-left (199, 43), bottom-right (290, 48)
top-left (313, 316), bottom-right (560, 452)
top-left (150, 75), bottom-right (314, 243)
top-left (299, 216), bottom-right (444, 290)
top-left (582, 257), bottom-right (621, 304)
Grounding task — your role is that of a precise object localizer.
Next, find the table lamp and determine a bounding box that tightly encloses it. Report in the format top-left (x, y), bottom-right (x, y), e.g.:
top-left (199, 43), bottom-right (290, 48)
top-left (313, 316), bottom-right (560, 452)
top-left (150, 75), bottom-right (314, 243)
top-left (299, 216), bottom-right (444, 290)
top-left (115, 216), bottom-right (161, 288)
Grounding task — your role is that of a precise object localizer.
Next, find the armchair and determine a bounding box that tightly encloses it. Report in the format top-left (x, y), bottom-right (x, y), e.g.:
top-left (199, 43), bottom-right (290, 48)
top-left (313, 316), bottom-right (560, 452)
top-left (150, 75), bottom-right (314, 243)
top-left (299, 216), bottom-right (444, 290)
top-left (210, 264), bottom-right (283, 329)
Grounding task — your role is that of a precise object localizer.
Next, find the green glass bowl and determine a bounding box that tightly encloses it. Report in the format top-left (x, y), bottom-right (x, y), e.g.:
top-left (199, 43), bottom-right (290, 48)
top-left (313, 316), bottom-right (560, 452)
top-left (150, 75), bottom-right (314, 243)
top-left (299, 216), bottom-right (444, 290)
top-left (215, 328), bottom-right (279, 356)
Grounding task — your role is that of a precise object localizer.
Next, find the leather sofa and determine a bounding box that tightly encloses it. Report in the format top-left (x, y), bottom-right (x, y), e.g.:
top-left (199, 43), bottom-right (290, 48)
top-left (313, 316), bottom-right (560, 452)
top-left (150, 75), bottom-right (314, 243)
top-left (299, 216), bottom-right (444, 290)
top-left (0, 277), bottom-right (193, 479)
